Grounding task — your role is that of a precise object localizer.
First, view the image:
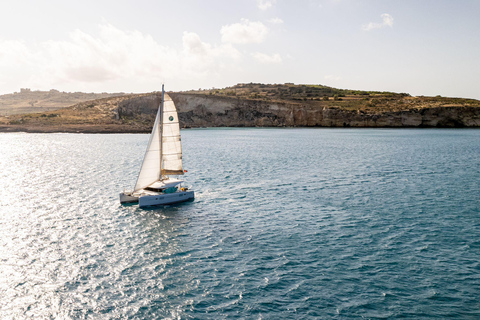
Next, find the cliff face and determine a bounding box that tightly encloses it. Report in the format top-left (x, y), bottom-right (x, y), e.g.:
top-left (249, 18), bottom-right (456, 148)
top-left (305, 106), bottom-right (480, 127)
top-left (171, 93), bottom-right (480, 128)
top-left (1, 91), bottom-right (479, 133)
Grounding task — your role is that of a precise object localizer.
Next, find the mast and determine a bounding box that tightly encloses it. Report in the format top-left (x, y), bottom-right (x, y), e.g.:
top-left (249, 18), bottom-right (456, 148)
top-left (159, 84), bottom-right (165, 181)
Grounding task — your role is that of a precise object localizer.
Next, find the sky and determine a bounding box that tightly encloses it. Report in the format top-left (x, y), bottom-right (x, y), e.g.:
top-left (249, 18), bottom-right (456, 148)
top-left (0, 0), bottom-right (479, 99)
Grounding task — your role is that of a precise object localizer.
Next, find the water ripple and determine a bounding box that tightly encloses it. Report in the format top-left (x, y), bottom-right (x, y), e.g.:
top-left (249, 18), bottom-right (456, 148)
top-left (0, 129), bottom-right (479, 318)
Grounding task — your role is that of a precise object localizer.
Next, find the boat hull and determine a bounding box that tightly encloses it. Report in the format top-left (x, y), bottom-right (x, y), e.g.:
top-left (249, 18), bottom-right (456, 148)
top-left (138, 190), bottom-right (194, 208)
top-left (119, 192), bottom-right (139, 204)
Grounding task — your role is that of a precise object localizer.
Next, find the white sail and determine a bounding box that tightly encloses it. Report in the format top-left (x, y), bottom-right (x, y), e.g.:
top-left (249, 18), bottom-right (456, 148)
top-left (161, 95), bottom-right (184, 175)
top-left (133, 92), bottom-right (183, 192)
top-left (134, 105), bottom-right (162, 191)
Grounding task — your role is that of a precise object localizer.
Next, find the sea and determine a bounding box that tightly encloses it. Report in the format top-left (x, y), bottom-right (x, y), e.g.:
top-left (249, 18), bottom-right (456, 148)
top-left (0, 128), bottom-right (479, 319)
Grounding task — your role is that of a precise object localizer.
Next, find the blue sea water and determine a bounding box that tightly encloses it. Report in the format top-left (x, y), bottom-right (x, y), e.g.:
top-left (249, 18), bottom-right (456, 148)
top-left (0, 128), bottom-right (479, 319)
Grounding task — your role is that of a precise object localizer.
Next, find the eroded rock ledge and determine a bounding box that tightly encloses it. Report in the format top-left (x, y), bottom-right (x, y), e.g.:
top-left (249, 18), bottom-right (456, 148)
top-left (171, 93), bottom-right (480, 128)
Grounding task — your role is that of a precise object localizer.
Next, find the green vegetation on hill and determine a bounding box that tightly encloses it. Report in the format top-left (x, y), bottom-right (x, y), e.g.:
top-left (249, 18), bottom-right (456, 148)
top-left (182, 83), bottom-right (478, 114)
top-left (184, 82), bottom-right (410, 102)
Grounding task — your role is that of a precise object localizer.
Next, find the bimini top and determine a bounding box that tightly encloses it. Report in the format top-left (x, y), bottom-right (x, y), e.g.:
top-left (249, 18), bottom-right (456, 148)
top-left (148, 178), bottom-right (183, 189)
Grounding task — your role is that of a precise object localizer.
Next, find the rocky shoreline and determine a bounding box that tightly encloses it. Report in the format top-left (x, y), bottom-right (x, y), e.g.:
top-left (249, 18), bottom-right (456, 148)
top-left (171, 93), bottom-right (480, 128)
top-left (1, 86), bottom-right (479, 133)
top-left (0, 124), bottom-right (145, 133)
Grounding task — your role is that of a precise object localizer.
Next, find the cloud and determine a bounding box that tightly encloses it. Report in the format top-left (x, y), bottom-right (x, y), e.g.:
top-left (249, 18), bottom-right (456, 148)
top-left (257, 0), bottom-right (276, 10)
top-left (221, 19), bottom-right (269, 44)
top-left (267, 17), bottom-right (284, 24)
top-left (0, 40), bottom-right (32, 66)
top-left (181, 31), bottom-right (241, 77)
top-left (362, 13), bottom-right (394, 31)
top-left (0, 23), bottom-right (242, 91)
top-left (252, 52), bottom-right (282, 64)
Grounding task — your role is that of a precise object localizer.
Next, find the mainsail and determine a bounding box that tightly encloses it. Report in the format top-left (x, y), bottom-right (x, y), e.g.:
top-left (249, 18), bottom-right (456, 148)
top-left (134, 89), bottom-right (183, 192)
top-left (160, 96), bottom-right (183, 176)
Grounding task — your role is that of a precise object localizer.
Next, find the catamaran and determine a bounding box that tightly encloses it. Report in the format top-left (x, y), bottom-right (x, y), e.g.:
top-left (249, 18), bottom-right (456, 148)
top-left (119, 85), bottom-right (194, 208)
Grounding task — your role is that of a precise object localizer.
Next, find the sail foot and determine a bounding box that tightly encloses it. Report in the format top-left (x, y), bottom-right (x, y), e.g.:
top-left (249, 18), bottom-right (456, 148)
top-left (162, 169), bottom-right (184, 175)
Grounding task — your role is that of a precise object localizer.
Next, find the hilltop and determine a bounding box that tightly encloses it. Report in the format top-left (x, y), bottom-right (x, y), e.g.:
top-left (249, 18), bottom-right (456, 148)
top-left (0, 92), bottom-right (160, 133)
top-left (0, 83), bottom-right (479, 132)
top-left (185, 83), bottom-right (477, 113)
top-left (0, 88), bottom-right (127, 116)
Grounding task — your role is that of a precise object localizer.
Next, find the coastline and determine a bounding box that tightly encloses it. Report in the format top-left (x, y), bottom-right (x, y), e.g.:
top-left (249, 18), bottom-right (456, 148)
top-left (0, 124), bottom-right (150, 134)
top-left (1, 122), bottom-right (479, 134)
top-left (2, 86), bottom-right (479, 133)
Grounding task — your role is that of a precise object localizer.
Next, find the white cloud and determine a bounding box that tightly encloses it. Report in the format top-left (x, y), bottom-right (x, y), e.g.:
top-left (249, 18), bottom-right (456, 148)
top-left (181, 31), bottom-right (241, 77)
top-left (268, 17), bottom-right (284, 24)
top-left (0, 40), bottom-right (32, 66)
top-left (0, 24), bottom-right (242, 92)
top-left (257, 0), bottom-right (276, 10)
top-left (221, 19), bottom-right (269, 44)
top-left (362, 13), bottom-right (394, 31)
top-left (252, 52), bottom-right (282, 64)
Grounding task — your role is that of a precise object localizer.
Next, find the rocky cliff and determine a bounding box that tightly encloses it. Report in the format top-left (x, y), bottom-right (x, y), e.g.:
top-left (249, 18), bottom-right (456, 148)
top-left (1, 83), bottom-right (479, 132)
top-left (171, 93), bottom-right (480, 128)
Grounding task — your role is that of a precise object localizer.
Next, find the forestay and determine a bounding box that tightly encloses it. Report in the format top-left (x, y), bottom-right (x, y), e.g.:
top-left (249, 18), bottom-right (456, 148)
top-left (134, 105), bottom-right (162, 191)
